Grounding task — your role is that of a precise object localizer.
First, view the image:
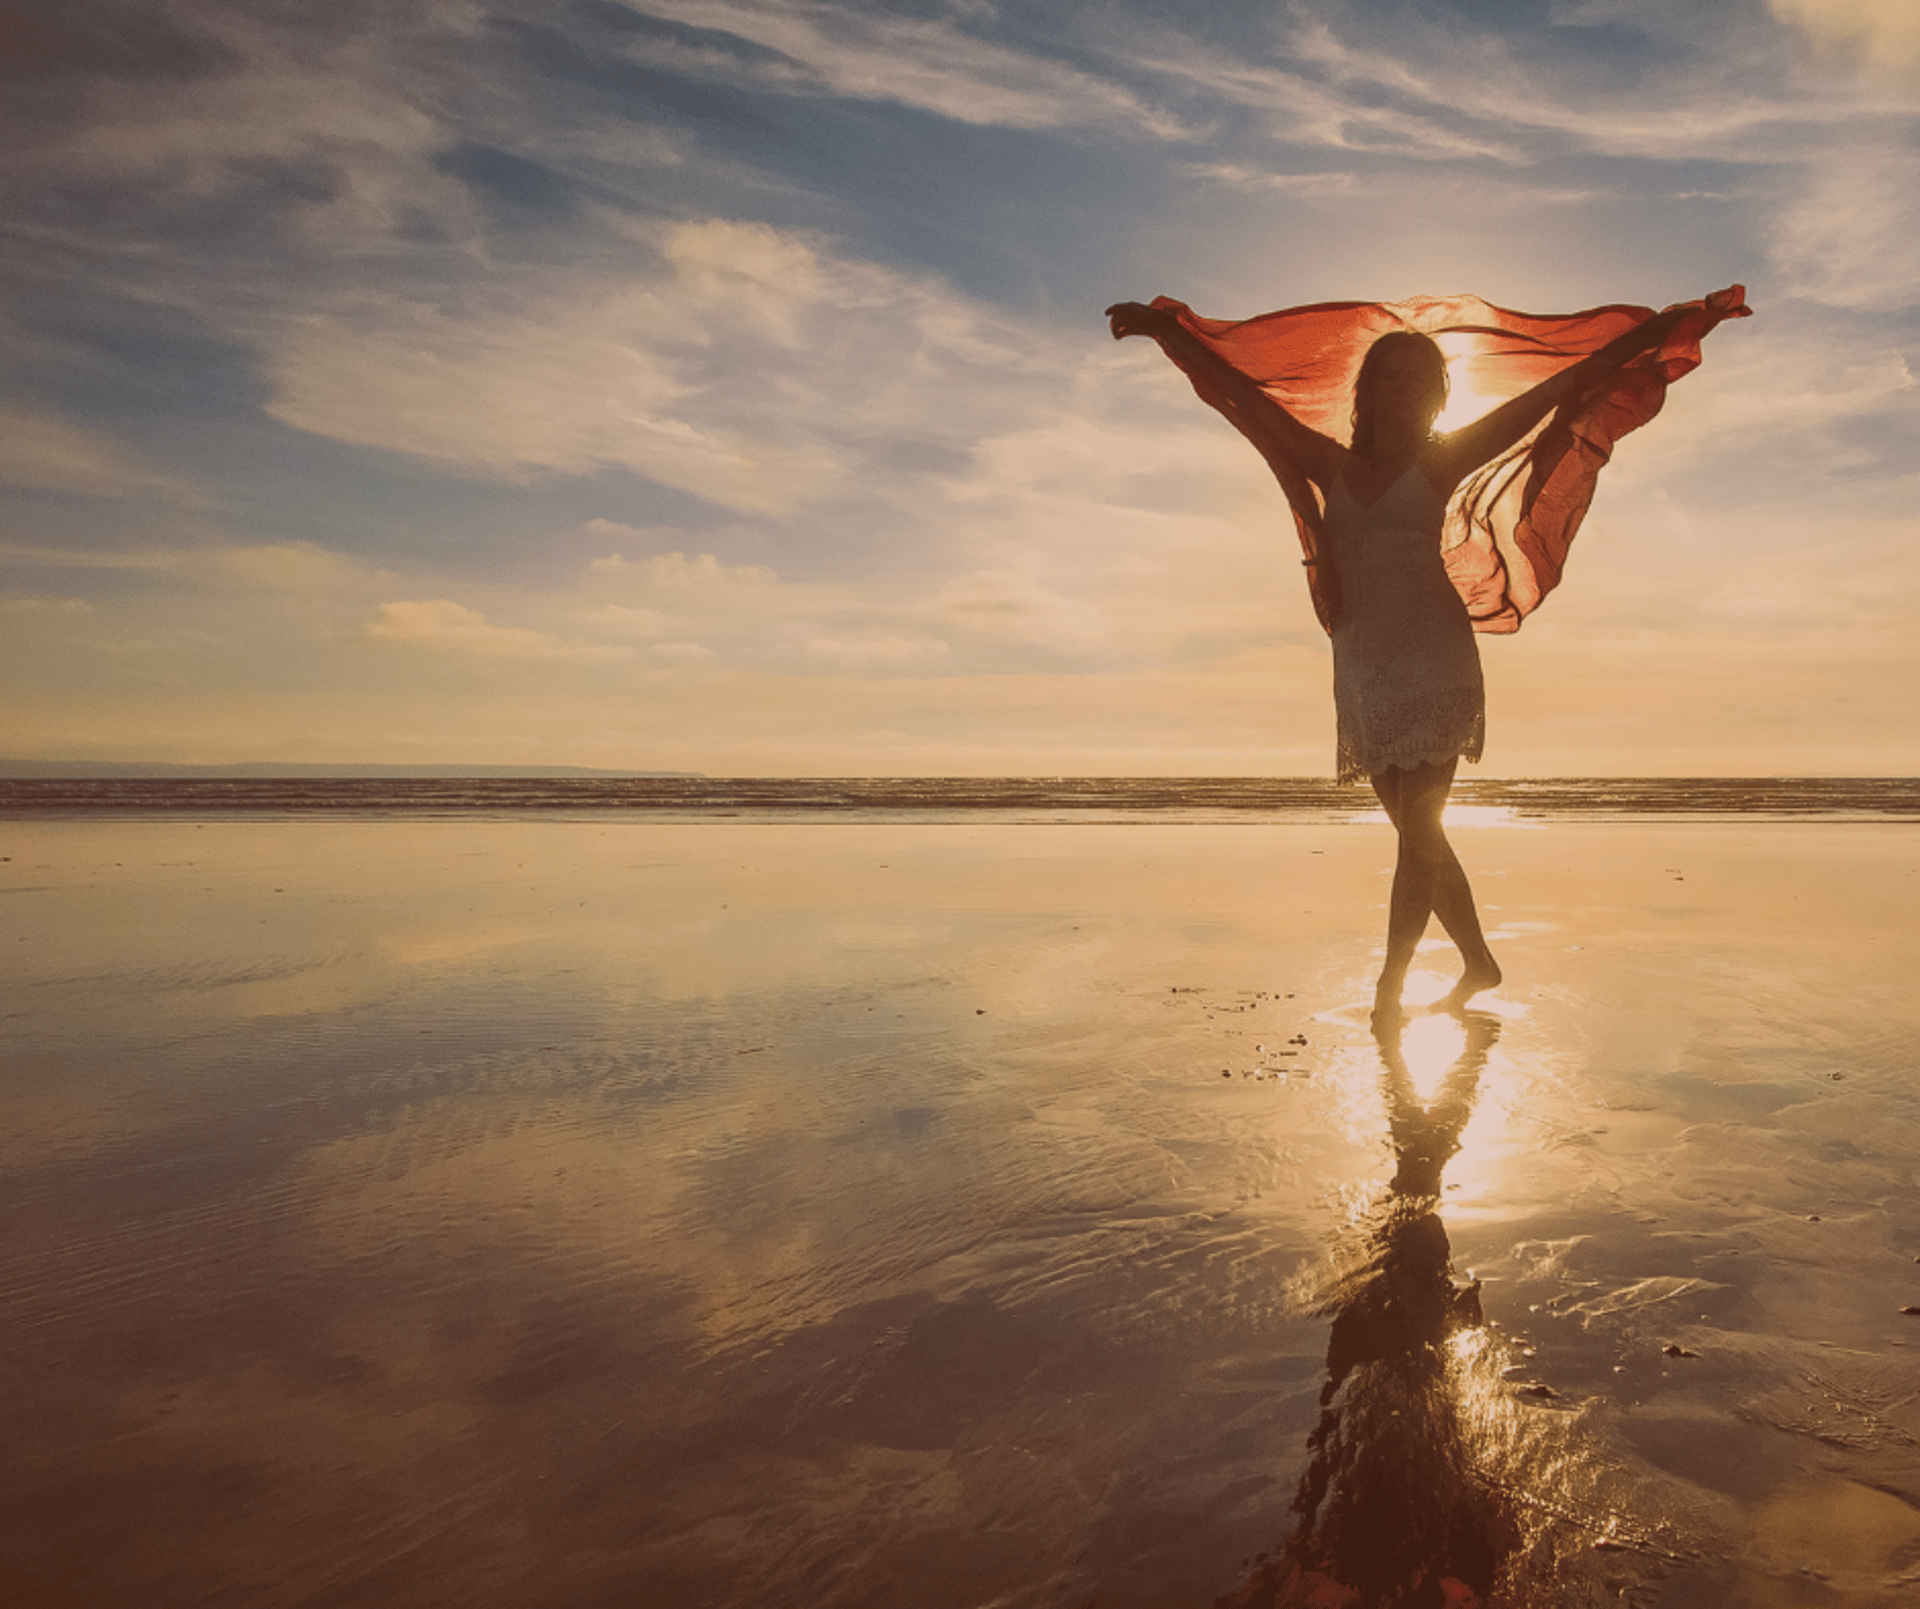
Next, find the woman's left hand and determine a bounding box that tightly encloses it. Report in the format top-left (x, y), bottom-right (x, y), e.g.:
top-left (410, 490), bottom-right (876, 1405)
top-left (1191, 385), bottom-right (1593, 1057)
top-left (1106, 301), bottom-right (1171, 341)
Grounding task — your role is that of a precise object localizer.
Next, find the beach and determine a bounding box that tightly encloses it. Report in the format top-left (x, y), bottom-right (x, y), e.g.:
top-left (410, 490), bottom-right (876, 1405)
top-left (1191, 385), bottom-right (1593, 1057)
top-left (4, 812), bottom-right (1919, 1606)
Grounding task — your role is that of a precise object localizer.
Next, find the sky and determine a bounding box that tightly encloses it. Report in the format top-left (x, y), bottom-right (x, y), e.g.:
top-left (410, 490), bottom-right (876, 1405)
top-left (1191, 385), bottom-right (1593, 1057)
top-left (2, 0), bottom-right (1917, 776)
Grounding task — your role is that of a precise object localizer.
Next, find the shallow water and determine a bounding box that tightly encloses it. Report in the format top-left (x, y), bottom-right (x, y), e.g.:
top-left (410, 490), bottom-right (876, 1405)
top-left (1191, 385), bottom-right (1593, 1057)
top-left (3, 819), bottom-right (1919, 1606)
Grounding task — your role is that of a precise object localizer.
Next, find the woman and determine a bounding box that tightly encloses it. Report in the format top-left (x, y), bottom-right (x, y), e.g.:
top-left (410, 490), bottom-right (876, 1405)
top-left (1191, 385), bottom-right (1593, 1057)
top-left (1105, 291), bottom-right (1734, 1025)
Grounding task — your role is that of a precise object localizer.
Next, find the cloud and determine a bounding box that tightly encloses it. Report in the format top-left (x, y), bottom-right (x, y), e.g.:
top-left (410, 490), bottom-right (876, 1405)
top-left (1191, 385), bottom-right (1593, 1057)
top-left (1, 5), bottom-right (490, 277)
top-left (0, 595), bottom-right (92, 617)
top-left (663, 218), bottom-right (822, 344)
top-left (265, 282), bottom-right (744, 497)
top-left (1185, 164), bottom-right (1374, 199)
top-left (261, 216), bottom-right (1059, 516)
top-left (1767, 143), bottom-right (1920, 309)
top-left (923, 565), bottom-right (1114, 655)
top-left (0, 408), bottom-right (197, 500)
top-left (586, 543), bottom-right (894, 668)
top-left (1770, 0), bottom-right (1920, 79)
top-left (583, 546), bottom-right (921, 669)
top-left (67, 65), bottom-right (437, 183)
top-left (562, 378), bottom-right (1293, 674)
top-left (589, 549), bottom-right (778, 591)
top-left (805, 633), bottom-right (949, 666)
top-left (0, 537), bottom-right (391, 596)
top-left (213, 542), bottom-right (376, 592)
top-left (362, 599), bottom-right (632, 662)
top-left (1139, 33), bottom-right (1529, 163)
top-left (1572, 309), bottom-right (1914, 494)
top-left (589, 603), bottom-right (672, 635)
top-left (1132, 1), bottom-right (1893, 167)
top-left (1186, 160), bottom-right (1616, 222)
top-left (615, 0), bottom-right (1189, 136)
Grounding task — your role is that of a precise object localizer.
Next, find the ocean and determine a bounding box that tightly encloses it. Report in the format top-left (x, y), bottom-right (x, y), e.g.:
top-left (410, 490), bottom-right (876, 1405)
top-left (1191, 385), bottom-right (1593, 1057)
top-left (3, 774), bottom-right (1917, 821)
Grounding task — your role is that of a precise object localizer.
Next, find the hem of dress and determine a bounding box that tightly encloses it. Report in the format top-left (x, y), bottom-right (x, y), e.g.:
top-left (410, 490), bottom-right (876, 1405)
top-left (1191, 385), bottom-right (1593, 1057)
top-left (1335, 738), bottom-right (1485, 786)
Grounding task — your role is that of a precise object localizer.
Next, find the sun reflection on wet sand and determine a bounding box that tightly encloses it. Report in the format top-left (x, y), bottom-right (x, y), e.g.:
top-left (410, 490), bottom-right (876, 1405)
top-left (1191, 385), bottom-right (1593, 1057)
top-left (1242, 1013), bottom-right (1519, 1604)
top-left (1229, 1013), bottom-right (1704, 1607)
top-left (1393, 1010), bottom-right (1471, 1102)
top-left (1347, 803), bottom-right (1536, 829)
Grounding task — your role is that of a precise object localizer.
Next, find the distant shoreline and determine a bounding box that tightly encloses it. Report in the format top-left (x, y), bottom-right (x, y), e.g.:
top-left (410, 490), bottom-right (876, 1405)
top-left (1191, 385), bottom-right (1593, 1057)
top-left (4, 775), bottom-right (1917, 822)
top-left (0, 761), bottom-right (705, 780)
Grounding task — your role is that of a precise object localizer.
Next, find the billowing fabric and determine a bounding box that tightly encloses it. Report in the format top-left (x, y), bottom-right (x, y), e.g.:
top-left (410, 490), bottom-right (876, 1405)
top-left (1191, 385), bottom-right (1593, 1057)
top-left (1324, 464), bottom-right (1484, 782)
top-left (1151, 285), bottom-right (1752, 633)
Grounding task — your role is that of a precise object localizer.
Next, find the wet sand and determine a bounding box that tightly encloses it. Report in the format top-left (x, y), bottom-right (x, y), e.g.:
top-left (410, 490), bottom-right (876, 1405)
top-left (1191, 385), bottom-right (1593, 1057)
top-left (3, 817), bottom-right (1919, 1607)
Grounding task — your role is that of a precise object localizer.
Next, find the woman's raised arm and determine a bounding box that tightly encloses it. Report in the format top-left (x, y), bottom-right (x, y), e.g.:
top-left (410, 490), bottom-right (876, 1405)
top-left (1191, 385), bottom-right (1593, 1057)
top-left (1107, 301), bottom-right (1347, 491)
top-left (1430, 304), bottom-right (1690, 486)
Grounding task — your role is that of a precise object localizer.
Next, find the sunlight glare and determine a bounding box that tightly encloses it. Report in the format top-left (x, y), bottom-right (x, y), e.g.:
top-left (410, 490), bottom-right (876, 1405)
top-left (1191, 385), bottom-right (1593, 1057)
top-left (1434, 365), bottom-right (1491, 435)
top-left (1348, 804), bottom-right (1533, 829)
top-left (1446, 804), bottom-right (1535, 829)
top-left (1399, 1010), bottom-right (1467, 1102)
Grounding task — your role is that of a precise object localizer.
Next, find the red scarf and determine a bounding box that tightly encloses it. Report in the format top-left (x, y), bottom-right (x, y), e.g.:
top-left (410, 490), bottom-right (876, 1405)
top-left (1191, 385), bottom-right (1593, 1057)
top-left (1152, 285), bottom-right (1752, 633)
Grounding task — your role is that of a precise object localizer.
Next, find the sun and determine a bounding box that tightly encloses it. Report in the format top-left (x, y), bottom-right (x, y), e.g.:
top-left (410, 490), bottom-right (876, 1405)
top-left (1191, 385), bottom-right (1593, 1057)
top-left (1433, 363), bottom-right (1492, 435)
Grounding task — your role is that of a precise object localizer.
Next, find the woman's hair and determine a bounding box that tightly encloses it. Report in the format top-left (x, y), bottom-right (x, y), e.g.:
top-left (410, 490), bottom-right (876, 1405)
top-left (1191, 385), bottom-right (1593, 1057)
top-left (1350, 331), bottom-right (1449, 455)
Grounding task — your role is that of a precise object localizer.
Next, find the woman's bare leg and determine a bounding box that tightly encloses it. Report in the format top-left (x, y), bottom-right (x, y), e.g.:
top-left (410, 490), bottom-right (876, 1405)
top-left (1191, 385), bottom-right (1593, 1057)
top-left (1371, 763), bottom-right (1497, 974)
top-left (1369, 761), bottom-right (1500, 1024)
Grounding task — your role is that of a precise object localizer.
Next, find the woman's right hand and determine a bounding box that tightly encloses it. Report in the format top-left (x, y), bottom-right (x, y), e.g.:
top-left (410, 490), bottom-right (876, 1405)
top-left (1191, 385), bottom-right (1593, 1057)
top-left (1106, 301), bottom-right (1171, 341)
top-left (1641, 304), bottom-right (1690, 346)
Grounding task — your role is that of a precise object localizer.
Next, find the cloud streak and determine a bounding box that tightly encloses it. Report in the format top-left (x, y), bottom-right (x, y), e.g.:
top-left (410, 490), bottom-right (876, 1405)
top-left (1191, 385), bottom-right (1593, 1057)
top-left (259, 215), bottom-right (1072, 525)
top-left (362, 599), bottom-right (634, 663)
top-left (1767, 142), bottom-right (1920, 309)
top-left (1771, 0), bottom-right (1920, 80)
top-left (616, 0), bottom-right (1191, 137)
top-left (0, 408), bottom-right (200, 501)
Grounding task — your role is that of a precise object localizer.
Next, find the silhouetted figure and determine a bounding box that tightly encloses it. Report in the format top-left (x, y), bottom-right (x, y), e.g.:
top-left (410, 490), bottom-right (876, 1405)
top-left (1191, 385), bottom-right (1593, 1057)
top-left (1106, 289), bottom-right (1749, 1026)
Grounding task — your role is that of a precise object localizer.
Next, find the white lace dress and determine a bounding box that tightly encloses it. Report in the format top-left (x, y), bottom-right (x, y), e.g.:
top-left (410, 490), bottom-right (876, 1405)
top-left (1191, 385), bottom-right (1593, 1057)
top-left (1322, 464), bottom-right (1485, 783)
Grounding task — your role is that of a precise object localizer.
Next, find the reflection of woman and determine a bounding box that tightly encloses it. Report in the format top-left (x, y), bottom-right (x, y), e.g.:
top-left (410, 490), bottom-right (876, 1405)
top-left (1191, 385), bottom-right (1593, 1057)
top-left (1231, 1014), bottom-right (1509, 1608)
top-left (1106, 289), bottom-right (1748, 1025)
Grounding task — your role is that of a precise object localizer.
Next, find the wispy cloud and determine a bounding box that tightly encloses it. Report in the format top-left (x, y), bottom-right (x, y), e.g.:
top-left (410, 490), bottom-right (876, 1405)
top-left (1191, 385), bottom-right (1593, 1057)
top-left (616, 0), bottom-right (1191, 136)
top-left (1767, 142), bottom-right (1920, 309)
top-left (1770, 0), bottom-right (1920, 86)
top-left (804, 631), bottom-right (951, 667)
top-left (1, 4), bottom-right (491, 291)
top-left (362, 599), bottom-right (634, 663)
top-left (1131, 31), bottom-right (1530, 163)
top-left (1135, 0), bottom-right (1892, 166)
top-left (260, 216), bottom-right (1063, 517)
top-left (0, 408), bottom-right (200, 501)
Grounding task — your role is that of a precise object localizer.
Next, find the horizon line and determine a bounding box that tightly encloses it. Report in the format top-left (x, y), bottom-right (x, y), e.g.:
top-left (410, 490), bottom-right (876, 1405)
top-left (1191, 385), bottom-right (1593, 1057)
top-left (3, 764), bottom-right (1917, 783)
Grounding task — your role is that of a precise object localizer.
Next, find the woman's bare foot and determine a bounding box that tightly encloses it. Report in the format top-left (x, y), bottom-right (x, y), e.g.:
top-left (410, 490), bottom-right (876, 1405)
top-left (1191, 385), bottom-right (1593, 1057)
top-left (1441, 956), bottom-right (1501, 1012)
top-left (1371, 976), bottom-right (1407, 1031)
